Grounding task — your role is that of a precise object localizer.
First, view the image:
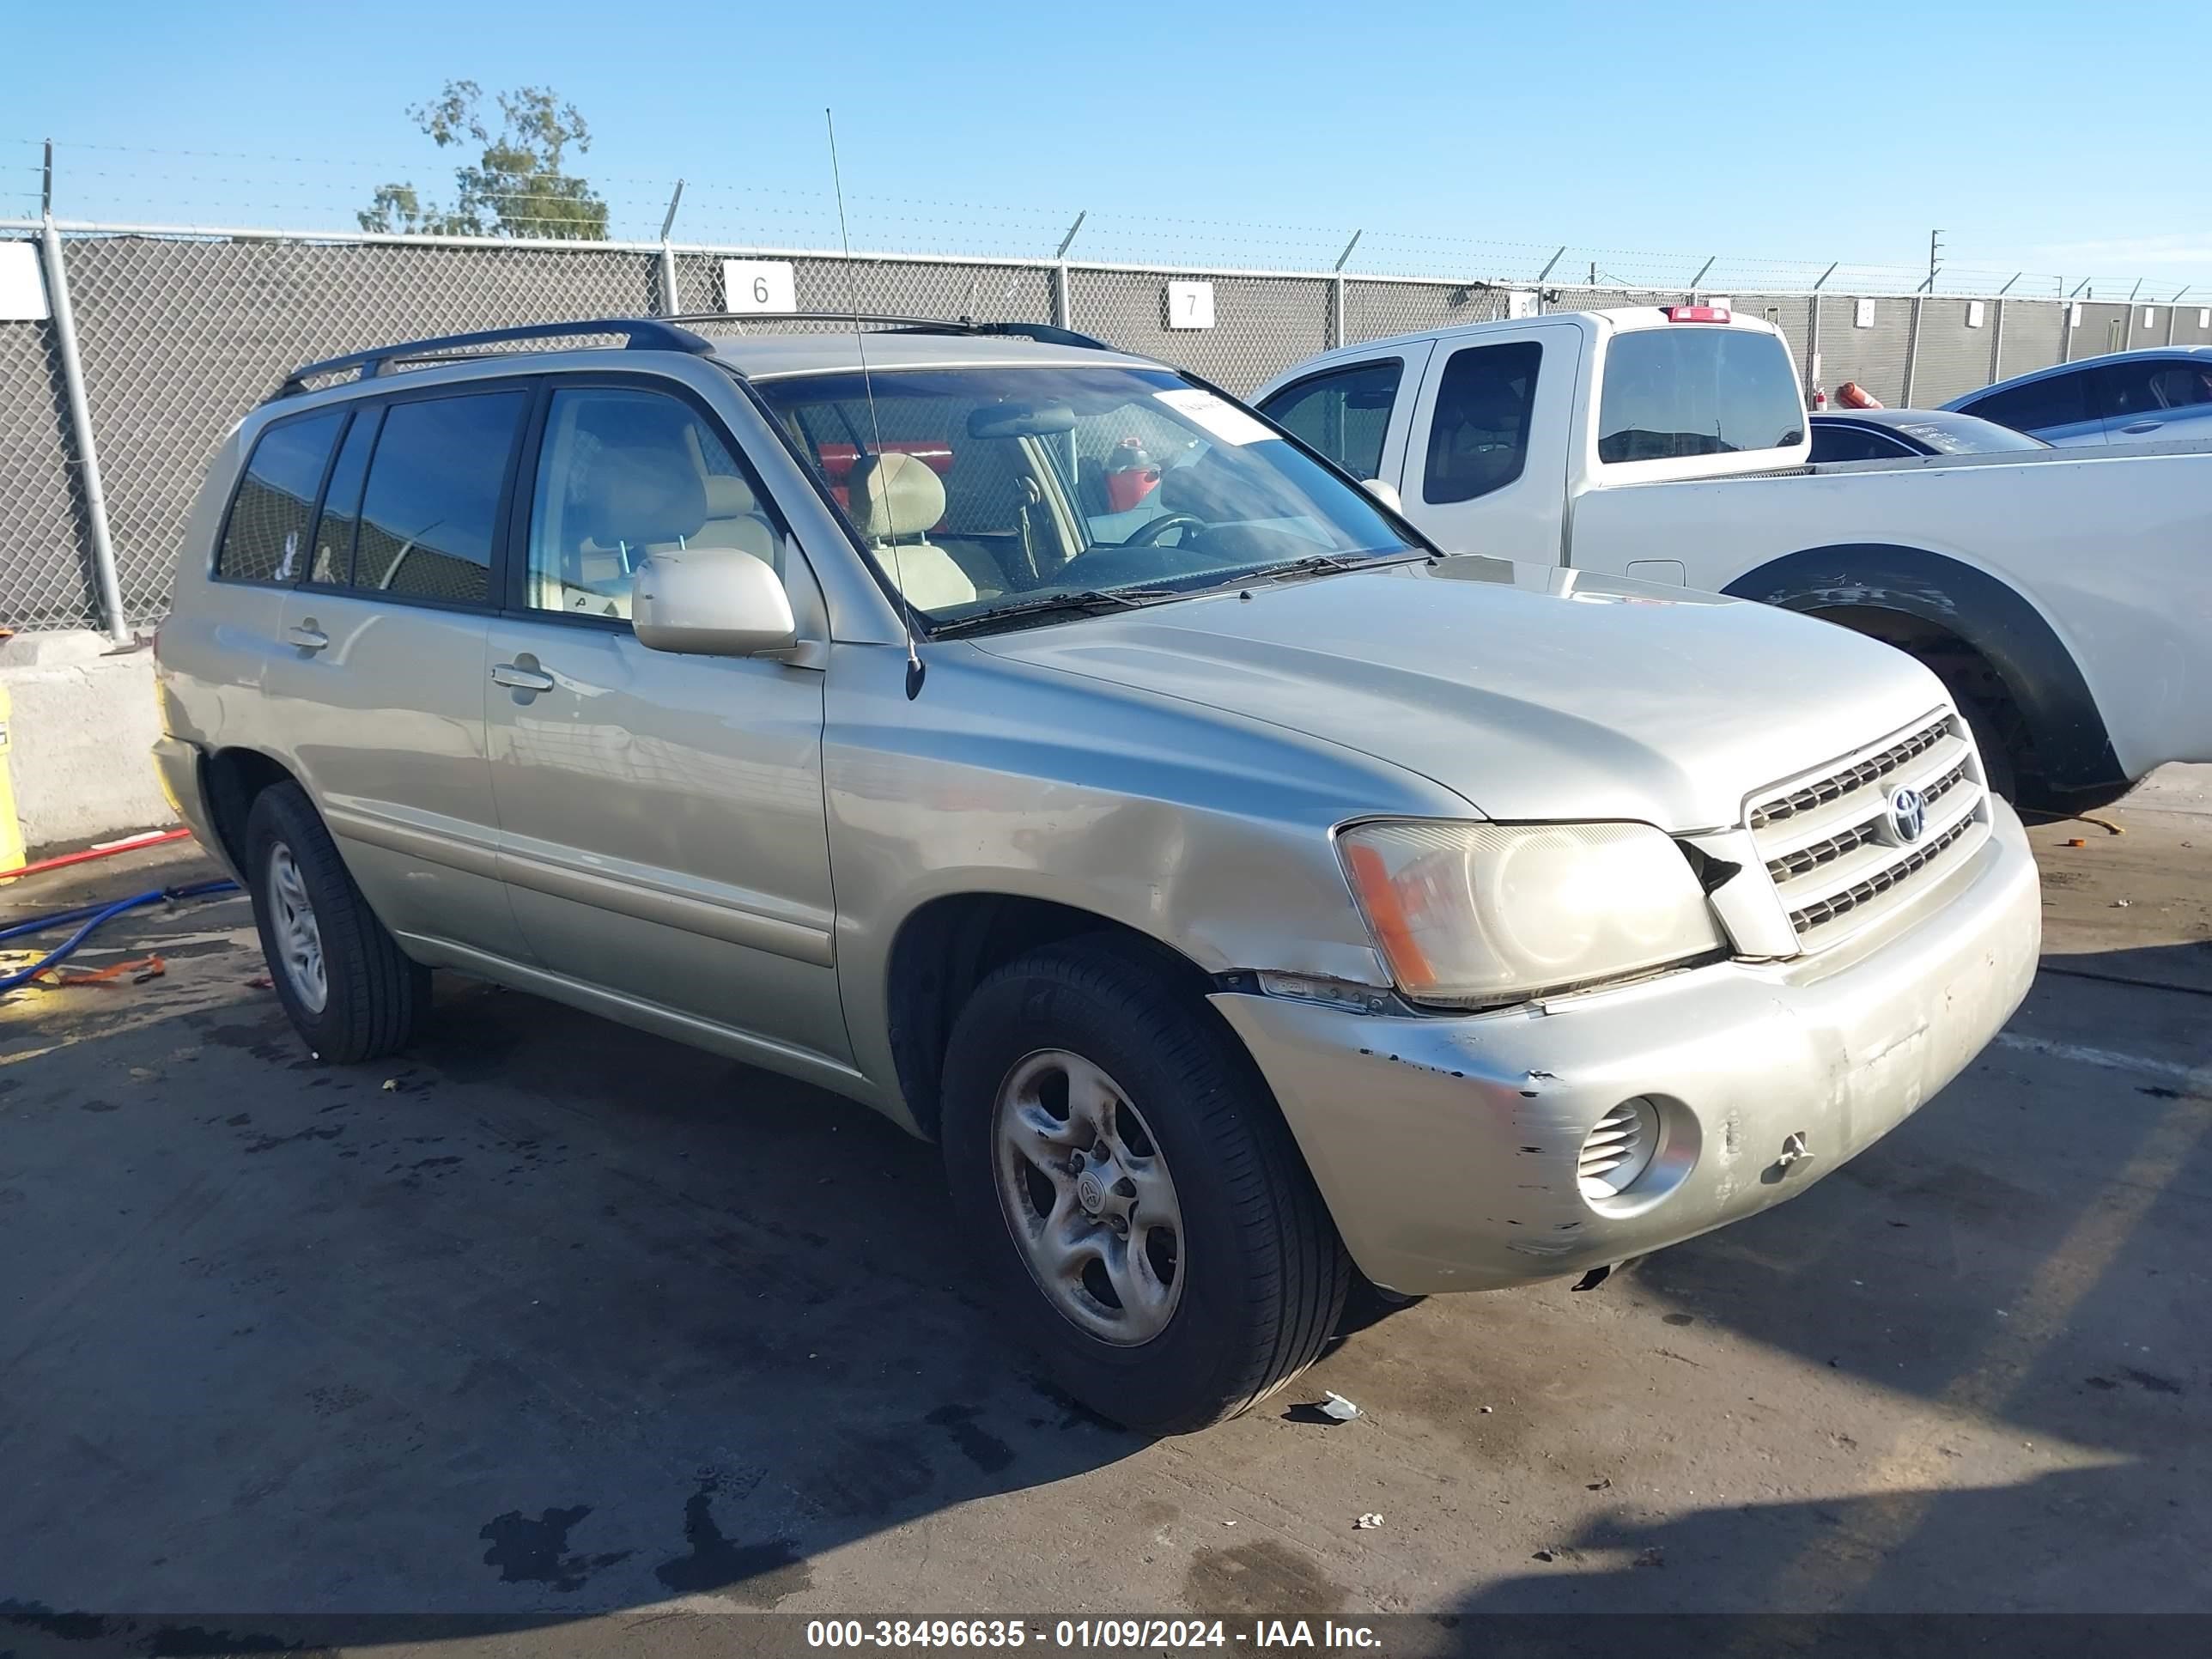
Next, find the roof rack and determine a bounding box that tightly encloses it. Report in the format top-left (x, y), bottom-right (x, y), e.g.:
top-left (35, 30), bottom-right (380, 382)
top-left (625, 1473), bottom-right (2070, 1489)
top-left (270, 312), bottom-right (1125, 403)
top-left (662, 312), bottom-right (1117, 352)
top-left (273, 317), bottom-right (715, 399)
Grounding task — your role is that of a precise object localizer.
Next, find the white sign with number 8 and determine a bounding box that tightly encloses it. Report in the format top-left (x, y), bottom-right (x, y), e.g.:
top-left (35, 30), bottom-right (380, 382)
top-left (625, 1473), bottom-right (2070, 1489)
top-left (722, 259), bottom-right (798, 315)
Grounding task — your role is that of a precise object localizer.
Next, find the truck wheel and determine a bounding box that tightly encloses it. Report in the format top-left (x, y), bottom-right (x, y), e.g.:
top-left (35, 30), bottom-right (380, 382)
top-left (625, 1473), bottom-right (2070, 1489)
top-left (1951, 693), bottom-right (2019, 804)
top-left (939, 937), bottom-right (1349, 1434)
top-left (244, 781), bottom-right (428, 1063)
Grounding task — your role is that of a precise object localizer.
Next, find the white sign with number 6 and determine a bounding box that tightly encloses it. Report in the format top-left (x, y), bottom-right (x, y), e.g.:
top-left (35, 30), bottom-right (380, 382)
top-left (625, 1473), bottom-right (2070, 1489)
top-left (1167, 281), bottom-right (1215, 330)
top-left (723, 259), bottom-right (798, 315)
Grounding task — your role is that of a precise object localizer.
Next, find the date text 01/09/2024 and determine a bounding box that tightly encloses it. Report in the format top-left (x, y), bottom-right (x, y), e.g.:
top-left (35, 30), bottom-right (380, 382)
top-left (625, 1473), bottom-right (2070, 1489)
top-left (803, 1619), bottom-right (1383, 1649)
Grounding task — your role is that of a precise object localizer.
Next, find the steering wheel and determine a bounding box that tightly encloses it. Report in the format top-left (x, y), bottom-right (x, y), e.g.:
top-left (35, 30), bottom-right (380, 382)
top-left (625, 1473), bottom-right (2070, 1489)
top-left (1121, 513), bottom-right (1207, 548)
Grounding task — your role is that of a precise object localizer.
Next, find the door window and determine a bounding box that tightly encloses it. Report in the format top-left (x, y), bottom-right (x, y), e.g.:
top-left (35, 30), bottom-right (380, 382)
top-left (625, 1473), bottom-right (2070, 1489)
top-left (525, 386), bottom-right (781, 622)
top-left (2094, 358), bottom-right (2212, 420)
top-left (307, 407), bottom-right (381, 585)
top-left (1966, 371), bottom-right (2089, 434)
top-left (351, 392), bottom-right (528, 605)
top-left (1257, 359), bottom-right (1402, 478)
top-left (216, 411), bottom-right (345, 584)
top-left (1424, 341), bottom-right (1541, 504)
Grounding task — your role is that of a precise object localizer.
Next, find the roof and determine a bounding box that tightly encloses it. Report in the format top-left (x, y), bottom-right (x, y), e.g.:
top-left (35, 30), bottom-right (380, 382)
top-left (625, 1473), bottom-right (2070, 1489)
top-left (705, 330), bottom-right (1159, 380)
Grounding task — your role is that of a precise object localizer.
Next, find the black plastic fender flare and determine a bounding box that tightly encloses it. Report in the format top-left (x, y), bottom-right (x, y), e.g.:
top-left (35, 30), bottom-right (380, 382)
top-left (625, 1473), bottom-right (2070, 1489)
top-left (1723, 543), bottom-right (2124, 794)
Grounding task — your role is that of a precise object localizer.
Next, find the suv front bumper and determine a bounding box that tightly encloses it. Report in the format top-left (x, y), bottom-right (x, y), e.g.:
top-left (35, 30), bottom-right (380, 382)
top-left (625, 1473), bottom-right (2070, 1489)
top-left (1210, 799), bottom-right (2041, 1296)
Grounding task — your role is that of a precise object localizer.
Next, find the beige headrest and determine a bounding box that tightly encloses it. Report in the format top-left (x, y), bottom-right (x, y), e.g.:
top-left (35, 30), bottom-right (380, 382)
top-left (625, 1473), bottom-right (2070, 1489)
top-left (702, 474), bottom-right (760, 519)
top-left (849, 451), bottom-right (945, 541)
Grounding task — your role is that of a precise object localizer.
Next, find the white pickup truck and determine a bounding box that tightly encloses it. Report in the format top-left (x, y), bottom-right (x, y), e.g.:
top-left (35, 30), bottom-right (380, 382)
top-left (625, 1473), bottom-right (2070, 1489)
top-left (1255, 307), bottom-right (2212, 809)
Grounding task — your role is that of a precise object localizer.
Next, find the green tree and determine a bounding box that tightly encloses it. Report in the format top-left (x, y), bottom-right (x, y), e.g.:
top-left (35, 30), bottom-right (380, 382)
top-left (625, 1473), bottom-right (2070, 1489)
top-left (359, 81), bottom-right (608, 240)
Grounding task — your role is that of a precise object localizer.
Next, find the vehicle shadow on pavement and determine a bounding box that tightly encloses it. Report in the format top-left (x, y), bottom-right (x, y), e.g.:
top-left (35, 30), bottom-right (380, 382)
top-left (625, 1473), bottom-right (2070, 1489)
top-left (2, 892), bottom-right (1151, 1635)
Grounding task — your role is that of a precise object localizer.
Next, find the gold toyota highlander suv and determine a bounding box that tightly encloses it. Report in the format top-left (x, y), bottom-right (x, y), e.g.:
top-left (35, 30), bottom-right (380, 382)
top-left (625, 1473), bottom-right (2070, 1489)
top-left (153, 315), bottom-right (2041, 1432)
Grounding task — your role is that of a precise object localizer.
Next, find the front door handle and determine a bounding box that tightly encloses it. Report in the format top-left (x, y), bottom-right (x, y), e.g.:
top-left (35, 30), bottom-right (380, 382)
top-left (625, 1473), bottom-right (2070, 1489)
top-left (2121, 420), bottom-right (2163, 434)
top-left (284, 623), bottom-right (329, 653)
top-left (490, 661), bottom-right (556, 693)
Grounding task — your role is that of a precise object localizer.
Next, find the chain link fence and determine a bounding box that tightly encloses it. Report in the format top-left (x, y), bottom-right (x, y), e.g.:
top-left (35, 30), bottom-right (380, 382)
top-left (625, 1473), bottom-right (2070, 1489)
top-left (2, 222), bottom-right (2185, 634)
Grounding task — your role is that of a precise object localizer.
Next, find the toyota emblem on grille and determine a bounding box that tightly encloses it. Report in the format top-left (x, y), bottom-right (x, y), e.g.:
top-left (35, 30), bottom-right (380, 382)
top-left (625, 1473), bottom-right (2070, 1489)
top-left (1888, 785), bottom-right (1928, 844)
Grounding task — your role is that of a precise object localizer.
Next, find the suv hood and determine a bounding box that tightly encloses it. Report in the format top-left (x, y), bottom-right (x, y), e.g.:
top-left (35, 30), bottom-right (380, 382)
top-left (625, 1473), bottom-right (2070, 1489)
top-left (969, 556), bottom-right (1942, 830)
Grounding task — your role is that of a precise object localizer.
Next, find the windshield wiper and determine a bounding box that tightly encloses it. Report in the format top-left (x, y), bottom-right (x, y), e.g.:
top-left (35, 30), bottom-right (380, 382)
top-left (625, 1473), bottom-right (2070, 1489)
top-left (928, 587), bottom-right (1181, 638)
top-left (1241, 549), bottom-right (1433, 586)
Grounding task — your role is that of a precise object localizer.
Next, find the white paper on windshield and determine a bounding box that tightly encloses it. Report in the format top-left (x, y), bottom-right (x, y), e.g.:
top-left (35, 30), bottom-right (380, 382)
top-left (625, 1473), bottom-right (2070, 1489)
top-left (1154, 387), bottom-right (1276, 447)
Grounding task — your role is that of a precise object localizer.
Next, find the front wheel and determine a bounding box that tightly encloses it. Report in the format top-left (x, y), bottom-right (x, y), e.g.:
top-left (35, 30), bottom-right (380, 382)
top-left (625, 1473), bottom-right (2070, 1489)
top-left (940, 938), bottom-right (1349, 1435)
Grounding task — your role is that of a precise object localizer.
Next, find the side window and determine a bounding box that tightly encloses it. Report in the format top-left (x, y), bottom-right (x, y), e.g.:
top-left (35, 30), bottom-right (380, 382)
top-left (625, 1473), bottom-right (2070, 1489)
top-left (2143, 362), bottom-right (2212, 412)
top-left (1971, 371), bottom-right (2088, 433)
top-left (353, 392), bottom-right (528, 606)
top-left (1257, 360), bottom-right (1402, 479)
top-left (2091, 362), bottom-right (2171, 419)
top-left (307, 407), bottom-right (380, 585)
top-left (216, 411), bottom-right (345, 584)
top-left (526, 386), bottom-right (778, 622)
top-left (1424, 341), bottom-right (1541, 505)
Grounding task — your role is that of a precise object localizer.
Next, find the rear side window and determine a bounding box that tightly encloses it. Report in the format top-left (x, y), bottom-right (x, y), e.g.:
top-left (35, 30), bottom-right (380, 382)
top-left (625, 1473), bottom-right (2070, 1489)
top-left (1966, 371), bottom-right (2088, 434)
top-left (1259, 359), bottom-right (1401, 479)
top-left (353, 392), bottom-right (528, 605)
top-left (1424, 341), bottom-right (1541, 505)
top-left (1598, 326), bottom-right (1803, 464)
top-left (216, 412), bottom-right (345, 583)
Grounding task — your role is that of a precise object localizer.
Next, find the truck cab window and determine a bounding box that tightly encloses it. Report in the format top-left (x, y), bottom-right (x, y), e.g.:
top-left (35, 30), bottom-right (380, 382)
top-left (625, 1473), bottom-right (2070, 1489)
top-left (1598, 326), bottom-right (1803, 463)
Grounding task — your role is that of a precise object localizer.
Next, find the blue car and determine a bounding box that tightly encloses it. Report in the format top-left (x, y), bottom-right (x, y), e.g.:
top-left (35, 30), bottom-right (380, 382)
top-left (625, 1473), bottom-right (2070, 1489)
top-left (1942, 346), bottom-right (2212, 447)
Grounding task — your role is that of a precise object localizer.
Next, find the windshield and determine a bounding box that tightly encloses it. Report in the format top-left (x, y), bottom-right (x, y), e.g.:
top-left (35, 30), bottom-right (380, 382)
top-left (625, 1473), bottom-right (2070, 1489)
top-left (750, 364), bottom-right (1419, 628)
top-left (1891, 416), bottom-right (2047, 454)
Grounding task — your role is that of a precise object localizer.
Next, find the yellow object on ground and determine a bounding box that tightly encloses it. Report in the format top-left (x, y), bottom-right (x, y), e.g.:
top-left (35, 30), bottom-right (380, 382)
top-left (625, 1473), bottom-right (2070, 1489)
top-left (0, 684), bottom-right (24, 873)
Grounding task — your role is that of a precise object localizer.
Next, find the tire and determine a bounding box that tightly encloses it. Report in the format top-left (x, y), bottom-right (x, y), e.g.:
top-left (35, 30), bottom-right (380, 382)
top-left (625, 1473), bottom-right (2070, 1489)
top-left (940, 936), bottom-right (1350, 1436)
top-left (1951, 692), bottom-right (2020, 805)
top-left (244, 781), bottom-right (428, 1063)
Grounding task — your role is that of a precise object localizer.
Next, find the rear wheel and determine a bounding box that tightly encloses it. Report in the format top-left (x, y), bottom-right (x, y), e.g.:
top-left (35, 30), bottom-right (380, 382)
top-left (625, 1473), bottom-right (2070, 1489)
top-left (940, 938), bottom-right (1349, 1434)
top-left (245, 781), bottom-right (428, 1062)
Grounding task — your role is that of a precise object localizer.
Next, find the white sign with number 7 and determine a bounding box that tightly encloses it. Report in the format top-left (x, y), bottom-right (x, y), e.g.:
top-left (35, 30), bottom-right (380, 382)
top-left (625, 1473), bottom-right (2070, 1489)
top-left (1167, 281), bottom-right (1216, 330)
top-left (722, 259), bottom-right (798, 315)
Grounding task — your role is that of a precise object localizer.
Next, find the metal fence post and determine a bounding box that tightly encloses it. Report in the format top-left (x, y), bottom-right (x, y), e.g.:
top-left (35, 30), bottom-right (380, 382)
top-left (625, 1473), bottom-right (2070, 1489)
top-left (38, 216), bottom-right (130, 645)
top-left (1054, 263), bottom-right (1071, 329)
top-left (655, 179), bottom-right (685, 316)
top-left (1901, 295), bottom-right (1923, 405)
top-left (1989, 296), bottom-right (2005, 381)
top-left (1804, 294), bottom-right (1822, 396)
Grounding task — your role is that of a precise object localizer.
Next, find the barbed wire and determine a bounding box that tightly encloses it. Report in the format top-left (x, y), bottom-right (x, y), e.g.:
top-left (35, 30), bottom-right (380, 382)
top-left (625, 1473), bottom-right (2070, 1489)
top-left (6, 136), bottom-right (2205, 298)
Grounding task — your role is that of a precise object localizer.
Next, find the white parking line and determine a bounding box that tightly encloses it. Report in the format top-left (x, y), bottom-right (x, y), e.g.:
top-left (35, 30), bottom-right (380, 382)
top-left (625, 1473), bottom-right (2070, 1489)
top-left (1996, 1031), bottom-right (2209, 1091)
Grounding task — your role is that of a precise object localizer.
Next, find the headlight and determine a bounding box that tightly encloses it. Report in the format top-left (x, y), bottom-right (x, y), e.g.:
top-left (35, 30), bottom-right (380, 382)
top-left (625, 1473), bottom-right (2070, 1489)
top-left (1336, 819), bottom-right (1722, 1006)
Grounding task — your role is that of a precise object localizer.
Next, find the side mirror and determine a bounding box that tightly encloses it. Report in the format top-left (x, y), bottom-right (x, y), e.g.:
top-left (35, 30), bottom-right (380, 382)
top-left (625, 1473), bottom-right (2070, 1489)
top-left (1361, 477), bottom-right (1404, 514)
top-left (633, 550), bottom-right (798, 658)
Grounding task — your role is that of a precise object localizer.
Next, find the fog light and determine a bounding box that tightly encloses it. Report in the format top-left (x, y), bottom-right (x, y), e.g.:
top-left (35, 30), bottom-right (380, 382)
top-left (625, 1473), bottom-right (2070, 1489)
top-left (1578, 1097), bottom-right (1662, 1200)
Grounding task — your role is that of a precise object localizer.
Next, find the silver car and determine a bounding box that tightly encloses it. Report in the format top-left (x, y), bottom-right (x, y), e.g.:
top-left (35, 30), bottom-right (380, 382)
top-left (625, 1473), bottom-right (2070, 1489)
top-left (154, 316), bottom-right (2041, 1433)
top-left (1942, 346), bottom-right (2212, 447)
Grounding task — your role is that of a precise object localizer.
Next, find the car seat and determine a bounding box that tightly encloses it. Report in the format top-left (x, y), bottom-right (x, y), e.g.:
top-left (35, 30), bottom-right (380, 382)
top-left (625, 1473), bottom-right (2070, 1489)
top-left (848, 452), bottom-right (978, 610)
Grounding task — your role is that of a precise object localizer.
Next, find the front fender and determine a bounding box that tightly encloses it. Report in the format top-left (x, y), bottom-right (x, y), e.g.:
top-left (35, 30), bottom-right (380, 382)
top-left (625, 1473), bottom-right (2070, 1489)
top-left (1723, 543), bottom-right (2124, 794)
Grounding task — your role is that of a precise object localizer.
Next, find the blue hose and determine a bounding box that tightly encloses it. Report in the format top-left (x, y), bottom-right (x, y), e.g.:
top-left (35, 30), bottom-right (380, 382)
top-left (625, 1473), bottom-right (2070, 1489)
top-left (0, 878), bottom-right (240, 993)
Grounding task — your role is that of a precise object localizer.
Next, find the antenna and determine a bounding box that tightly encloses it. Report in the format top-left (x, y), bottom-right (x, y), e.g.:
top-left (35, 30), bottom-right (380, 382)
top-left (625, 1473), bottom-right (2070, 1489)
top-left (826, 109), bottom-right (923, 698)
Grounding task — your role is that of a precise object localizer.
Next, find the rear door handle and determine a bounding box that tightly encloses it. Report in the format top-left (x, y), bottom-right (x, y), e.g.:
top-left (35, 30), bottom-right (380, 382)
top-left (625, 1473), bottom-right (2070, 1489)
top-left (284, 623), bottom-right (329, 653)
top-left (490, 661), bottom-right (556, 693)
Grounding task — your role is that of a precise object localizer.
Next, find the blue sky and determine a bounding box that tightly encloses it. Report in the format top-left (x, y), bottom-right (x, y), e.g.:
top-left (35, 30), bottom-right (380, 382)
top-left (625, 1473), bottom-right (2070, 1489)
top-left (6, 0), bottom-right (2207, 295)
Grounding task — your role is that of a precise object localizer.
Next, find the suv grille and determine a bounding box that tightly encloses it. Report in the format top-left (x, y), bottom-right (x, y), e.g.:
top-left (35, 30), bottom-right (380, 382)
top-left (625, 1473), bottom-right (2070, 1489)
top-left (1746, 710), bottom-right (1990, 948)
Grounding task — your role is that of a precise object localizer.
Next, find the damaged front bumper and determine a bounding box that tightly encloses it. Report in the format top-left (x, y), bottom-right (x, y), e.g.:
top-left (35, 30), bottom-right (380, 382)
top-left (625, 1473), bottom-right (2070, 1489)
top-left (1210, 799), bottom-right (2041, 1296)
